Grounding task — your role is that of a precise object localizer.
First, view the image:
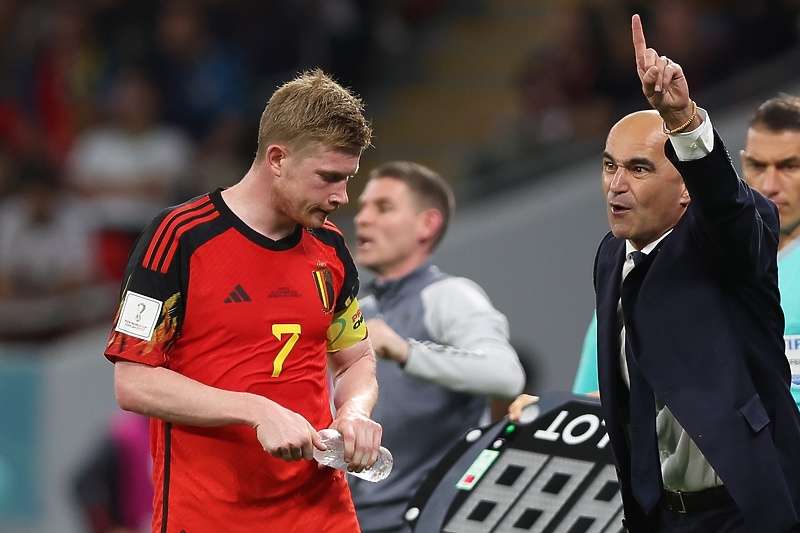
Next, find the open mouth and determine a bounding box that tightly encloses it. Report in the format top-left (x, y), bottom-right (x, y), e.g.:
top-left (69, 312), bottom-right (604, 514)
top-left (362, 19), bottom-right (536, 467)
top-left (356, 235), bottom-right (373, 250)
top-left (609, 203), bottom-right (631, 215)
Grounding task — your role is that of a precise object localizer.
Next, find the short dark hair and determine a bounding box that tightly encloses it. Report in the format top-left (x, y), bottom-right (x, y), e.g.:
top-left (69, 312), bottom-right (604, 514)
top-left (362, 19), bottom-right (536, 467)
top-left (369, 161), bottom-right (455, 250)
top-left (749, 93), bottom-right (800, 133)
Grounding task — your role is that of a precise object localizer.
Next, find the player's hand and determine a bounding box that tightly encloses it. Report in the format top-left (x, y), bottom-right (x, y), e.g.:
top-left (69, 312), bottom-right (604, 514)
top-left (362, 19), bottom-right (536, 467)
top-left (253, 400), bottom-right (322, 462)
top-left (507, 394), bottom-right (539, 422)
top-left (329, 411), bottom-right (382, 473)
top-left (632, 14), bottom-right (696, 130)
top-left (366, 318), bottom-right (410, 364)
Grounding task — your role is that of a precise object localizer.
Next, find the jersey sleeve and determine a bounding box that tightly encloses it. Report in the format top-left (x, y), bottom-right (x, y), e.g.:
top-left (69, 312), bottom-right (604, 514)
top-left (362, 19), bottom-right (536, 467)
top-left (104, 211), bottom-right (185, 367)
top-left (317, 220), bottom-right (360, 314)
top-left (318, 221), bottom-right (365, 351)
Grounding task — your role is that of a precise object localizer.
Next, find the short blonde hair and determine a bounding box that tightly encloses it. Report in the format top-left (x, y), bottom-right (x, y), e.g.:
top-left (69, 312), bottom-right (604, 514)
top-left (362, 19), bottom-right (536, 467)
top-left (255, 69), bottom-right (372, 161)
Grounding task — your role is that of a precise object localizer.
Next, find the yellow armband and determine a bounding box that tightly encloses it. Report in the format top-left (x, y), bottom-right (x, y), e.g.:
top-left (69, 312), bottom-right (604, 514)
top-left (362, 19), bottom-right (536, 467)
top-left (327, 297), bottom-right (367, 352)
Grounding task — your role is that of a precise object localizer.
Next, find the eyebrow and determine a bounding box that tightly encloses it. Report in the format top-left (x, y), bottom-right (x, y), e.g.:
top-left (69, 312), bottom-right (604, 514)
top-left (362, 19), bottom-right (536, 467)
top-left (602, 152), bottom-right (657, 170)
top-left (357, 194), bottom-right (393, 205)
top-left (743, 154), bottom-right (800, 166)
top-left (319, 170), bottom-right (353, 181)
top-left (741, 153), bottom-right (759, 162)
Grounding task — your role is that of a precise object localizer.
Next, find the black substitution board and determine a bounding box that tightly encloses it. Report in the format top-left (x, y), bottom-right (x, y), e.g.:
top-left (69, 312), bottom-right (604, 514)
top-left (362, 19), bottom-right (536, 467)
top-left (404, 391), bottom-right (624, 533)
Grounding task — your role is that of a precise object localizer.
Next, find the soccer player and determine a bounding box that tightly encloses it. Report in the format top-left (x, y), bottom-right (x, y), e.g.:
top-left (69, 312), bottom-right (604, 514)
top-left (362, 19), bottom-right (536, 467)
top-left (104, 69), bottom-right (382, 532)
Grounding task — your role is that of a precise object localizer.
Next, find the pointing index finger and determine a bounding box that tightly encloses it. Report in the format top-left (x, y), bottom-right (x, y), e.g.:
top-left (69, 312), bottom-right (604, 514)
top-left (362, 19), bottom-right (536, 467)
top-left (632, 14), bottom-right (646, 70)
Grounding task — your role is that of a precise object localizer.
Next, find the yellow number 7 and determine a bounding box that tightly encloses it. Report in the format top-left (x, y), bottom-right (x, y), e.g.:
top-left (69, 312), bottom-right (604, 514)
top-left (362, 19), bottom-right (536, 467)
top-left (271, 324), bottom-right (301, 377)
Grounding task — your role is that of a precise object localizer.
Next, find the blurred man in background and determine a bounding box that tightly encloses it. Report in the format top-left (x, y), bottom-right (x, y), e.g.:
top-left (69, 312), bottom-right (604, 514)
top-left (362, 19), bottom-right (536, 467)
top-left (350, 161), bottom-right (526, 533)
top-left (0, 158), bottom-right (113, 341)
top-left (66, 68), bottom-right (192, 281)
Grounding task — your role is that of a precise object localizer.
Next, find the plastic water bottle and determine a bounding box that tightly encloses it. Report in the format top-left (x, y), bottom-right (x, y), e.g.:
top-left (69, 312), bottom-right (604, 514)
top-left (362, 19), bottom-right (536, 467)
top-left (313, 429), bottom-right (393, 482)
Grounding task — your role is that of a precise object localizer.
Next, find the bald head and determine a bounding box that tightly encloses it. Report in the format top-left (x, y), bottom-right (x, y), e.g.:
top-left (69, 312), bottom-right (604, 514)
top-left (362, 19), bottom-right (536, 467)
top-left (602, 110), bottom-right (689, 249)
top-left (608, 110), bottom-right (666, 144)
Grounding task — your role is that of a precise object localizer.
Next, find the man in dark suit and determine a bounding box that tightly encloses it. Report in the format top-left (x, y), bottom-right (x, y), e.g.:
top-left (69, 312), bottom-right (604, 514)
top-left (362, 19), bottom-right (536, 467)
top-left (593, 14), bottom-right (800, 532)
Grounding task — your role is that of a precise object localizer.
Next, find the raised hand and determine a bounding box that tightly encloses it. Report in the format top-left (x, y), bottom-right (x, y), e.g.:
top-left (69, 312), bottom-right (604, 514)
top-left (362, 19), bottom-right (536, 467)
top-left (632, 14), bottom-right (698, 131)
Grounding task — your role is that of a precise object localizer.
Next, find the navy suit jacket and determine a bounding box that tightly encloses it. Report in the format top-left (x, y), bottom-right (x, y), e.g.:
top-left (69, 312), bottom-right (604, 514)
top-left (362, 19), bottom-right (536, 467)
top-left (594, 131), bottom-right (800, 532)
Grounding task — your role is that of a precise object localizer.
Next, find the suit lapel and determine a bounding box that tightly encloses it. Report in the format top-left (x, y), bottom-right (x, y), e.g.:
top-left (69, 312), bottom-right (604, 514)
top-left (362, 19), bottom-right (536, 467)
top-left (595, 236), bottom-right (626, 390)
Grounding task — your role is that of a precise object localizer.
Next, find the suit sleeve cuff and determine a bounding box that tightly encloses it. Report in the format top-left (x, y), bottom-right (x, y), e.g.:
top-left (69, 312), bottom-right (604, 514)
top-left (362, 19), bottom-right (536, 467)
top-left (668, 108), bottom-right (714, 161)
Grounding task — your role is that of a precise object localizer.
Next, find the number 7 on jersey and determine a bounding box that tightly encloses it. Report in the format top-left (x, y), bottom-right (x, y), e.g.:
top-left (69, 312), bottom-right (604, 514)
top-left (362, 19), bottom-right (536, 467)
top-left (271, 324), bottom-right (301, 377)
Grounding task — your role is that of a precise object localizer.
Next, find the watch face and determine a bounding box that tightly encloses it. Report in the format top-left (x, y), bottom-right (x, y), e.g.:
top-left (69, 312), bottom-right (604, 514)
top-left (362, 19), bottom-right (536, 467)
top-left (406, 392), bottom-right (623, 533)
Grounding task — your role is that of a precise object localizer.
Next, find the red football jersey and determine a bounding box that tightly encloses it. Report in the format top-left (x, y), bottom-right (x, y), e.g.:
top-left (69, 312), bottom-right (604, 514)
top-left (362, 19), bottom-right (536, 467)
top-left (105, 190), bottom-right (364, 532)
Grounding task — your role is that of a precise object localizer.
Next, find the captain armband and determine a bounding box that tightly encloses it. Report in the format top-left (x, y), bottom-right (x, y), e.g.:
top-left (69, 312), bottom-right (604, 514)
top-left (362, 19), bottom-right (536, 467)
top-left (326, 297), bottom-right (367, 352)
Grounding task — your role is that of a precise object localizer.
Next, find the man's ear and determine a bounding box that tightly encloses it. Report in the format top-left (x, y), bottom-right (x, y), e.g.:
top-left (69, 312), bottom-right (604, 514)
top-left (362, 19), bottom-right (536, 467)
top-left (680, 186), bottom-right (691, 208)
top-left (419, 208), bottom-right (444, 244)
top-left (266, 145), bottom-right (287, 176)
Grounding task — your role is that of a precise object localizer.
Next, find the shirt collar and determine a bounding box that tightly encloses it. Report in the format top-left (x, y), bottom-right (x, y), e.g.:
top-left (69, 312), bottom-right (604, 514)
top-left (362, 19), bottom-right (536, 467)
top-left (625, 229), bottom-right (673, 259)
top-left (368, 260), bottom-right (435, 298)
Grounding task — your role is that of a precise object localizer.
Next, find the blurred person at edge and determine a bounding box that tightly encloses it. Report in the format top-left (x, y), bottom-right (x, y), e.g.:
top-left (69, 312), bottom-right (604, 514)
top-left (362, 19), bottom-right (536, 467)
top-left (741, 94), bottom-right (800, 410)
top-left (26, 2), bottom-right (109, 163)
top-left (350, 161), bottom-right (526, 533)
top-left (66, 68), bottom-right (192, 282)
top-left (72, 411), bottom-right (152, 533)
top-left (0, 158), bottom-right (111, 341)
top-left (148, 1), bottom-right (250, 201)
top-left (151, 0), bottom-right (247, 152)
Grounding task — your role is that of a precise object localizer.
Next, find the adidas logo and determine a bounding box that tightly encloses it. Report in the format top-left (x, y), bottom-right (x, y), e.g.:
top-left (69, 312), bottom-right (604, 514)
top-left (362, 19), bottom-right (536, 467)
top-left (224, 284), bottom-right (251, 303)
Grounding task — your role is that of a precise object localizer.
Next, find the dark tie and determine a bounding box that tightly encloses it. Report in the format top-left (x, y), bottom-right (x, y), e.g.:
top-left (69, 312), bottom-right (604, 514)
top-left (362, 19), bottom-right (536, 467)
top-left (626, 250), bottom-right (662, 512)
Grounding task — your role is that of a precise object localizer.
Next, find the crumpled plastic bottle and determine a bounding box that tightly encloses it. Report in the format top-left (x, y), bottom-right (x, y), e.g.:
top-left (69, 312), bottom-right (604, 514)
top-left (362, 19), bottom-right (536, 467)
top-left (313, 428), bottom-right (393, 482)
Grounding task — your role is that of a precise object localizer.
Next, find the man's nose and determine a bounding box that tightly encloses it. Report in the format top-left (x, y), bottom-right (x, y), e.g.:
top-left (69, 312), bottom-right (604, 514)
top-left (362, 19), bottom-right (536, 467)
top-left (331, 184), bottom-right (349, 206)
top-left (354, 207), bottom-right (367, 226)
top-left (609, 169), bottom-right (629, 192)
top-left (760, 166), bottom-right (780, 195)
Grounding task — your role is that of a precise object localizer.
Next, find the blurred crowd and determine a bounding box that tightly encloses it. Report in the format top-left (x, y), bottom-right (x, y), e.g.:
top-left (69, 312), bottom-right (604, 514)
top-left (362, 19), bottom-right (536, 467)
top-left (1, 0), bottom-right (798, 343)
top-left (516, 0), bottom-right (800, 145)
top-left (482, 0), bottom-right (800, 175)
top-left (0, 0), bottom-right (444, 343)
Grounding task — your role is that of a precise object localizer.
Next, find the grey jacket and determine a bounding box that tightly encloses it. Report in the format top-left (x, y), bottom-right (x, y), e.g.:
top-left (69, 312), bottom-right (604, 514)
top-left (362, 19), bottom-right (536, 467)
top-left (350, 261), bottom-right (525, 531)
